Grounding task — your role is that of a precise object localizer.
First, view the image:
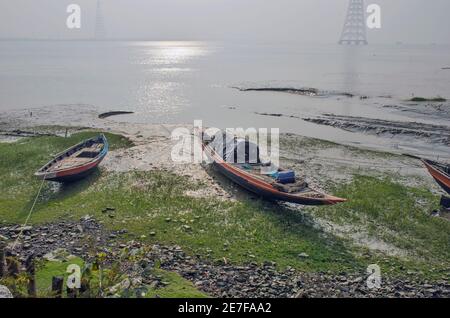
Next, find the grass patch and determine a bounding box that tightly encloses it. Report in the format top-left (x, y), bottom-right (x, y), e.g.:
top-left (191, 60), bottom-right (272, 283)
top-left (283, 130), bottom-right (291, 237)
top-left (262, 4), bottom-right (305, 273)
top-left (8, 169), bottom-right (358, 273)
top-left (0, 132), bottom-right (359, 274)
top-left (280, 134), bottom-right (339, 150)
top-left (145, 268), bottom-right (208, 298)
top-left (35, 257), bottom-right (84, 297)
top-left (1, 132), bottom-right (449, 282)
top-left (30, 258), bottom-right (205, 298)
top-left (409, 96), bottom-right (447, 102)
top-left (315, 175), bottom-right (450, 275)
top-left (0, 131), bottom-right (133, 223)
top-left (280, 134), bottom-right (402, 160)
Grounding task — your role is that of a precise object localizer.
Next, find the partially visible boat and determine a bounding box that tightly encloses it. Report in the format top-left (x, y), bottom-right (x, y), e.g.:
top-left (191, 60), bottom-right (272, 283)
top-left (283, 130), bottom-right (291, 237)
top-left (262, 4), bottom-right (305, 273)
top-left (35, 134), bottom-right (108, 182)
top-left (422, 159), bottom-right (450, 195)
top-left (199, 130), bottom-right (346, 206)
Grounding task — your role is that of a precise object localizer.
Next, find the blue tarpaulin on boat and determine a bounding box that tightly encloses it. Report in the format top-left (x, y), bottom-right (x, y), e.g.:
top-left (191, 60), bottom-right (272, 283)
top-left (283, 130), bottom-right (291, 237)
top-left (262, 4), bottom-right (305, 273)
top-left (275, 170), bottom-right (296, 184)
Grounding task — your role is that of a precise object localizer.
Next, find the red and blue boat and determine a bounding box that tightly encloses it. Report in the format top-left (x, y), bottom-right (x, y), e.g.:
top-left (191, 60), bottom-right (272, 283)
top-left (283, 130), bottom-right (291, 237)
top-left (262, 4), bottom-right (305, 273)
top-left (200, 130), bottom-right (346, 206)
top-left (35, 134), bottom-right (108, 182)
top-left (422, 159), bottom-right (450, 195)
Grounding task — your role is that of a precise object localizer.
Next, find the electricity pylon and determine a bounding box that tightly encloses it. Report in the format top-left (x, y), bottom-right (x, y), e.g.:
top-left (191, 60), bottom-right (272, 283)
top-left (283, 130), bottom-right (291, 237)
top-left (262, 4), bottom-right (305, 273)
top-left (95, 0), bottom-right (106, 40)
top-left (339, 0), bottom-right (368, 45)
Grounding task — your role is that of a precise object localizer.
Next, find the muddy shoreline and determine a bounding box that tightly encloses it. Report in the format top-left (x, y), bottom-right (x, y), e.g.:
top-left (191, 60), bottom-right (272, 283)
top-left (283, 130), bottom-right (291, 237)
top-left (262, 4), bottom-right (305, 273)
top-left (232, 86), bottom-right (355, 98)
top-left (1, 104), bottom-right (449, 298)
top-left (304, 114), bottom-right (450, 147)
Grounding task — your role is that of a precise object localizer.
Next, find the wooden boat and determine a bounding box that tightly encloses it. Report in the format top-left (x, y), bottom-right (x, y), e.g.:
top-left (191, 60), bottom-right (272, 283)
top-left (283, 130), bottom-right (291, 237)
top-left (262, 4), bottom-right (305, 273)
top-left (200, 130), bottom-right (346, 206)
top-left (422, 159), bottom-right (450, 195)
top-left (35, 134), bottom-right (108, 182)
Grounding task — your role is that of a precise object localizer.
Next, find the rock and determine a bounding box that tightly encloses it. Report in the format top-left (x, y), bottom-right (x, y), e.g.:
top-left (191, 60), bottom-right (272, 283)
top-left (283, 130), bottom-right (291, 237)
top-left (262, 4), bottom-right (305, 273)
top-left (14, 226), bottom-right (32, 234)
top-left (81, 215), bottom-right (92, 221)
top-left (149, 280), bottom-right (159, 289)
top-left (109, 278), bottom-right (131, 294)
top-left (194, 281), bottom-right (204, 287)
top-left (76, 225), bottom-right (83, 233)
top-left (131, 277), bottom-right (143, 286)
top-left (351, 277), bottom-right (363, 284)
top-left (43, 248), bottom-right (76, 262)
top-left (149, 231), bottom-right (156, 236)
top-left (298, 253), bottom-right (309, 259)
top-left (263, 261), bottom-right (276, 268)
top-left (0, 285), bottom-right (13, 298)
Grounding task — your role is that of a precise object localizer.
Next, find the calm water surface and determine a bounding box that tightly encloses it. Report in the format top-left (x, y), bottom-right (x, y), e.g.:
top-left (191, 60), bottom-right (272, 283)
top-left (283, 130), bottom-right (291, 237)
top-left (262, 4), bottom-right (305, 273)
top-left (1, 41), bottom-right (449, 156)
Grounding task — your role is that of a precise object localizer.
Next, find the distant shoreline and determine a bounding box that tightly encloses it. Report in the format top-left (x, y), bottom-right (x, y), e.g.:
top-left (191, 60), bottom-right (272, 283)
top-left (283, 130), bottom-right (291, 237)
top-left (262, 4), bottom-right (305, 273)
top-left (0, 38), bottom-right (207, 43)
top-left (1, 39), bottom-right (450, 46)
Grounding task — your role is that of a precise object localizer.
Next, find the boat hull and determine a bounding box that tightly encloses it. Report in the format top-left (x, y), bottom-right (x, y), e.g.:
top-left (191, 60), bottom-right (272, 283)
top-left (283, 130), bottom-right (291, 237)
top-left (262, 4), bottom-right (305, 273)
top-left (423, 160), bottom-right (450, 195)
top-left (41, 158), bottom-right (104, 182)
top-left (35, 134), bottom-right (108, 183)
top-left (201, 140), bottom-right (345, 206)
top-left (212, 161), bottom-right (335, 205)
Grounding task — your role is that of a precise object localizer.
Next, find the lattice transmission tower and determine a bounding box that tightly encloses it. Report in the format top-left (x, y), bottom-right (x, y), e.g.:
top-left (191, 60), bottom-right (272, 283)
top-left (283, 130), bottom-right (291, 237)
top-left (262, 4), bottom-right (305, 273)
top-left (95, 0), bottom-right (106, 39)
top-left (339, 0), bottom-right (368, 45)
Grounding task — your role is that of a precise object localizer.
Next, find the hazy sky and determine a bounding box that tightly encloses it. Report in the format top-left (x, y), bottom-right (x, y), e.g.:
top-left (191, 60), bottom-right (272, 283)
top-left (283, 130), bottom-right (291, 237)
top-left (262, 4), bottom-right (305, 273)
top-left (1, 0), bottom-right (450, 44)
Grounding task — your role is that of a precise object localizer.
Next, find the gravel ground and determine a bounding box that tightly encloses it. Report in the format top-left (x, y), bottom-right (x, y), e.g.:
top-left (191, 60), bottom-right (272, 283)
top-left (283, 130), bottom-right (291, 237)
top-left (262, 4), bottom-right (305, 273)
top-left (1, 218), bottom-right (449, 298)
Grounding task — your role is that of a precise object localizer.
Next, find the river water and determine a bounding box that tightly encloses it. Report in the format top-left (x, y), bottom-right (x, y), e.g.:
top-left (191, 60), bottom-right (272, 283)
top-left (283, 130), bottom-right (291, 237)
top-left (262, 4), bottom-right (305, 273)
top-left (1, 40), bottom-right (449, 157)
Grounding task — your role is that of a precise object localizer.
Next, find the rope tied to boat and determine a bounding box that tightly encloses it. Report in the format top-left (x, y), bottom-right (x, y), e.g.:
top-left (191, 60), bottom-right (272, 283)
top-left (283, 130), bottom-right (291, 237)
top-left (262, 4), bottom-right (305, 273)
top-left (11, 172), bottom-right (48, 251)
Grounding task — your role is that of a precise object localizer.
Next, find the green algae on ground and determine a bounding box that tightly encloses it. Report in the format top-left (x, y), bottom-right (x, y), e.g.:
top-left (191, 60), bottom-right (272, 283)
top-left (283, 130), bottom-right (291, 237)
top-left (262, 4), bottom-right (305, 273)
top-left (313, 175), bottom-right (449, 279)
top-left (1, 131), bottom-right (449, 284)
top-left (31, 258), bottom-right (206, 298)
top-left (409, 96), bottom-right (447, 102)
top-left (0, 132), bottom-right (359, 274)
top-left (144, 268), bottom-right (208, 298)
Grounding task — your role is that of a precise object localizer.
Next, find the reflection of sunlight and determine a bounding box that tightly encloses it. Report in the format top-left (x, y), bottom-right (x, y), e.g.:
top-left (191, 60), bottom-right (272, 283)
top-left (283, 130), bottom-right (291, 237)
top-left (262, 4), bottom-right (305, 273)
top-left (134, 81), bottom-right (186, 115)
top-left (127, 42), bottom-right (212, 122)
top-left (135, 41), bottom-right (210, 66)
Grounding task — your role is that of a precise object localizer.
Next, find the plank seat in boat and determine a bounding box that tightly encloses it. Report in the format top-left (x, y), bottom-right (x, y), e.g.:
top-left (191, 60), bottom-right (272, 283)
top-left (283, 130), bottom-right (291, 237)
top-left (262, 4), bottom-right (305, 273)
top-left (48, 144), bottom-right (103, 172)
top-left (49, 157), bottom-right (92, 171)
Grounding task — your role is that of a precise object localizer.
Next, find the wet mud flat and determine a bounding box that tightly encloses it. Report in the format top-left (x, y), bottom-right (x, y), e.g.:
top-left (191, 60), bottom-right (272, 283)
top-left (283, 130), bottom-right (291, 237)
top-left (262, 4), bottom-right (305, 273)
top-left (382, 102), bottom-right (450, 120)
top-left (233, 86), bottom-right (355, 98)
top-left (0, 103), bottom-right (444, 203)
top-left (1, 104), bottom-right (449, 297)
top-left (304, 114), bottom-right (450, 147)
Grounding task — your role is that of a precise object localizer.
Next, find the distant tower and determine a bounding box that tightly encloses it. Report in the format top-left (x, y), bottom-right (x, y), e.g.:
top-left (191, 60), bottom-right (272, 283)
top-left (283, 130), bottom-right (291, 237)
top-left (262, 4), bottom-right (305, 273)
top-left (95, 0), bottom-right (106, 39)
top-left (339, 0), bottom-right (368, 45)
